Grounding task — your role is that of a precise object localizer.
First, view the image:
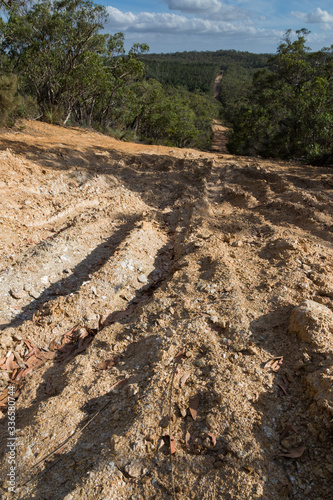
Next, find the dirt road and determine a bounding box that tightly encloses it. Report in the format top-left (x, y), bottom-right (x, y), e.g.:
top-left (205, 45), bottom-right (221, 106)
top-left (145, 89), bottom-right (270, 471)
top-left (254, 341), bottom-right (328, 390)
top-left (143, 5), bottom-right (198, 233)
top-left (0, 120), bottom-right (332, 499)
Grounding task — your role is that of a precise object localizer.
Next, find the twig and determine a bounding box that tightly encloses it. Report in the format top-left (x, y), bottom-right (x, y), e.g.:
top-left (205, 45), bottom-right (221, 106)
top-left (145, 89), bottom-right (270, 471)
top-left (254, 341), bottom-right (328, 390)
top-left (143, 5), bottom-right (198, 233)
top-left (20, 378), bottom-right (127, 488)
top-left (169, 366), bottom-right (177, 499)
top-left (168, 348), bottom-right (186, 499)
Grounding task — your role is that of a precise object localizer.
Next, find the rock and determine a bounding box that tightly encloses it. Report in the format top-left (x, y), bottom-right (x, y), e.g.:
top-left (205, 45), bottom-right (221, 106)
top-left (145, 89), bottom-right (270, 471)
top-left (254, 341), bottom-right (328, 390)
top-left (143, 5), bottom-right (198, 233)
top-left (110, 435), bottom-right (128, 455)
top-left (274, 238), bottom-right (298, 251)
top-left (10, 287), bottom-right (27, 299)
top-left (138, 274), bottom-right (148, 284)
top-left (124, 461), bottom-right (145, 478)
top-left (289, 300), bottom-right (333, 352)
top-left (83, 312), bottom-right (100, 330)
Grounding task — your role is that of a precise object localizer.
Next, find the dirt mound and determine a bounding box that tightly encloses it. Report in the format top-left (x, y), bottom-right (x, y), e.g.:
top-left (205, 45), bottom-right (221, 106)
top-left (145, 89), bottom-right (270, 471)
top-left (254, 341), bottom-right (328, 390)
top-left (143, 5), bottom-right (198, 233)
top-left (0, 121), bottom-right (332, 499)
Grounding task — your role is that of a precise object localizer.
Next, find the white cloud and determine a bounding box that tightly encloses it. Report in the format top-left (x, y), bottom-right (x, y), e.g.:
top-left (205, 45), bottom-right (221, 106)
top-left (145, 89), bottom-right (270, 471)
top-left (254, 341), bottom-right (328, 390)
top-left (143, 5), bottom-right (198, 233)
top-left (291, 7), bottom-right (333, 24)
top-left (165, 0), bottom-right (222, 14)
top-left (106, 6), bottom-right (278, 39)
top-left (164, 0), bottom-right (251, 20)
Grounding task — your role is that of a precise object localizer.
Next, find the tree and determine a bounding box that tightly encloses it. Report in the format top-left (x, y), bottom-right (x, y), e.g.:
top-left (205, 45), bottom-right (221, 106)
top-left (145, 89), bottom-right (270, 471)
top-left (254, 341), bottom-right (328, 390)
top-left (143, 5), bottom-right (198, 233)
top-left (228, 29), bottom-right (333, 163)
top-left (0, 73), bottom-right (20, 124)
top-left (2, 0), bottom-right (108, 121)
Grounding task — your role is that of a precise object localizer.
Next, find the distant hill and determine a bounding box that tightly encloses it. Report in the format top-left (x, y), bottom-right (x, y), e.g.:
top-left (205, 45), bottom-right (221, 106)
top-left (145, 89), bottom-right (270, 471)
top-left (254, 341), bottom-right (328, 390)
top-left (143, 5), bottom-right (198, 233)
top-left (139, 50), bottom-right (271, 94)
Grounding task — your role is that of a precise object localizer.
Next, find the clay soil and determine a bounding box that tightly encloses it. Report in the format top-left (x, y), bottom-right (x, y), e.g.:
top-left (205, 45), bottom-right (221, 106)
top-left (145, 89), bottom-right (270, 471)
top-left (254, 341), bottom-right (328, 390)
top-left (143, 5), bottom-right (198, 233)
top-left (0, 120), bottom-right (332, 499)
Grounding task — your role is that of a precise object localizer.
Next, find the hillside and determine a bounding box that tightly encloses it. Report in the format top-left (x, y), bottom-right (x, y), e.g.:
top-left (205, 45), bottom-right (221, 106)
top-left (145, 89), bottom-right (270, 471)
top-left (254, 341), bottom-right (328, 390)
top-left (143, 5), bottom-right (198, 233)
top-left (0, 120), bottom-right (332, 499)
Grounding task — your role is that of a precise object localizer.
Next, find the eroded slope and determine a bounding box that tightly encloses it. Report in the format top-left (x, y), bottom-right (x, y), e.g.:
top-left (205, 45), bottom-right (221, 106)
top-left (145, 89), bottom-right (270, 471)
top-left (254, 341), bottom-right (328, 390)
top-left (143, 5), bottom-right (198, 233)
top-left (0, 121), bottom-right (332, 500)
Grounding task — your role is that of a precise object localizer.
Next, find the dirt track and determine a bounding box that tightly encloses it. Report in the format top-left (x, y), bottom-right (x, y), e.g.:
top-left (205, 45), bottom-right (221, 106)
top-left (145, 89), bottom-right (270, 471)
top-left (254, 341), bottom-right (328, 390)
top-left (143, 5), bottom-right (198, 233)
top-left (0, 120), bottom-right (332, 499)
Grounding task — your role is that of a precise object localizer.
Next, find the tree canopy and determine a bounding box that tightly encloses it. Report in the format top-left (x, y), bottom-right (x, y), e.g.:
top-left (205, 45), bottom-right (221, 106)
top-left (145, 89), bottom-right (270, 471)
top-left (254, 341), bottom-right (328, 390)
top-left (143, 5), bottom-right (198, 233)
top-left (227, 29), bottom-right (333, 164)
top-left (0, 0), bottom-right (220, 149)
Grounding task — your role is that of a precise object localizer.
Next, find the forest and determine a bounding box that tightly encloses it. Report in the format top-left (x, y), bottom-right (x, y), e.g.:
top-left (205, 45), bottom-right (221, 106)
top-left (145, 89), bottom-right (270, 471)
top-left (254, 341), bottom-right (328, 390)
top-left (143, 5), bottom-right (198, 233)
top-left (226, 29), bottom-right (333, 165)
top-left (0, 0), bottom-right (221, 149)
top-left (0, 1), bottom-right (332, 162)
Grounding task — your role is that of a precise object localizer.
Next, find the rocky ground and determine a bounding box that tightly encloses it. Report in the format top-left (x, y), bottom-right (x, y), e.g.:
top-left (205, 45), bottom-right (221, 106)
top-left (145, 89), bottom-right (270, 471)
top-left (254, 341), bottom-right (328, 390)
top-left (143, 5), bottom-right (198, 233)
top-left (0, 120), bottom-right (332, 499)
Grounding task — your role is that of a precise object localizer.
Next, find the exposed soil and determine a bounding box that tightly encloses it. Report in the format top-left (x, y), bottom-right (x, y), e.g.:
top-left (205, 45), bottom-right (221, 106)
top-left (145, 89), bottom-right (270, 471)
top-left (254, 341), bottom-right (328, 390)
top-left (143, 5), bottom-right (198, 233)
top-left (0, 120), bottom-right (332, 500)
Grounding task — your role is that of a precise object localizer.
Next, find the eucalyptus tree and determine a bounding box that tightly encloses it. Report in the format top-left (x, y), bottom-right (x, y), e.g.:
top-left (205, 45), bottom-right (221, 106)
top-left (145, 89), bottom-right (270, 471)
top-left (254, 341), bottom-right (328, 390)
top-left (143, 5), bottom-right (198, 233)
top-left (228, 29), bottom-right (333, 163)
top-left (2, 0), bottom-right (108, 122)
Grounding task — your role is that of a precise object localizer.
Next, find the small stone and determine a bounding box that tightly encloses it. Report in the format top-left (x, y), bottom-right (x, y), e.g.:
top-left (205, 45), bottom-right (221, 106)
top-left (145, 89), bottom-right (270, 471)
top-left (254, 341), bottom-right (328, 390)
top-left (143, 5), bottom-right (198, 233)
top-left (10, 287), bottom-right (26, 299)
top-left (196, 359), bottom-right (205, 367)
top-left (124, 461), bottom-right (144, 478)
top-left (110, 435), bottom-right (127, 454)
top-left (138, 274), bottom-right (148, 284)
top-left (180, 408), bottom-right (187, 418)
top-left (274, 238), bottom-right (298, 251)
top-left (302, 264), bottom-right (312, 273)
top-left (28, 288), bottom-right (41, 299)
top-left (83, 313), bottom-right (100, 330)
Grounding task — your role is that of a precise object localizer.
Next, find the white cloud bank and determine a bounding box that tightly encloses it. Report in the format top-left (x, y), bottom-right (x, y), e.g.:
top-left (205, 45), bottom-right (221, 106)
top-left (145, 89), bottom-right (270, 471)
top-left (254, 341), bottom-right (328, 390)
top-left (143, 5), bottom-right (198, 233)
top-left (103, 4), bottom-right (332, 53)
top-left (165, 0), bottom-right (222, 14)
top-left (164, 0), bottom-right (251, 21)
top-left (291, 7), bottom-right (333, 25)
top-left (106, 6), bottom-right (267, 36)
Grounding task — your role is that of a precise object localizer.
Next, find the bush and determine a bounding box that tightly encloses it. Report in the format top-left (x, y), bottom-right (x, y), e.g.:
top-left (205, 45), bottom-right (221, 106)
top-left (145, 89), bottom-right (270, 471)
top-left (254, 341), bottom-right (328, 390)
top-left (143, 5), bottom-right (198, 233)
top-left (0, 74), bottom-right (21, 126)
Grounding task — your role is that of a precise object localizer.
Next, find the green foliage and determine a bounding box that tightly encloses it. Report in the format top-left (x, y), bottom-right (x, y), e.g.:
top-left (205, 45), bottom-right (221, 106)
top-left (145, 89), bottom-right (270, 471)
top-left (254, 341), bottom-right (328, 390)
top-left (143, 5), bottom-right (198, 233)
top-left (228, 29), bottom-right (333, 164)
top-left (140, 50), bottom-right (270, 95)
top-left (0, 1), bottom-right (223, 149)
top-left (142, 60), bottom-right (219, 93)
top-left (0, 73), bottom-right (20, 125)
top-left (219, 64), bottom-right (256, 122)
top-left (111, 78), bottom-right (220, 149)
top-left (3, 0), bottom-right (109, 119)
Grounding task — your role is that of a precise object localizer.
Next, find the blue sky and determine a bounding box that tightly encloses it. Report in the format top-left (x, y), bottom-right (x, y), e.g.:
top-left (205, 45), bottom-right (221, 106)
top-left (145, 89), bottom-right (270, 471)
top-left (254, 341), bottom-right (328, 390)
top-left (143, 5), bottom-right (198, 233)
top-left (96, 0), bottom-right (333, 54)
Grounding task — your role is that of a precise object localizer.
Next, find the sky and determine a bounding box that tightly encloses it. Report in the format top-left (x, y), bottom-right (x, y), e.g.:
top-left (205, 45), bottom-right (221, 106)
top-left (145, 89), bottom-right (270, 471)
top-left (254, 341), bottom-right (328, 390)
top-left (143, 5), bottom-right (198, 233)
top-left (96, 0), bottom-right (333, 54)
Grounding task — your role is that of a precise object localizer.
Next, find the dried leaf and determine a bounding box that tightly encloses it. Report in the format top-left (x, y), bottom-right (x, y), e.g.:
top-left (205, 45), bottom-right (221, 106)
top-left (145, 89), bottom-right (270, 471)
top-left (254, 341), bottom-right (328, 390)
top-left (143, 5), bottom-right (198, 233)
top-left (72, 336), bottom-right (93, 355)
top-left (49, 340), bottom-right (58, 352)
top-left (278, 383), bottom-right (288, 396)
top-left (5, 352), bottom-right (19, 371)
top-left (185, 431), bottom-right (191, 448)
top-left (96, 357), bottom-right (119, 370)
top-left (180, 372), bottom-right (190, 388)
top-left (189, 394), bottom-right (200, 421)
top-left (207, 432), bottom-right (217, 447)
top-left (14, 352), bottom-right (27, 369)
top-left (174, 348), bottom-right (186, 364)
top-left (264, 356), bottom-right (283, 372)
top-left (36, 351), bottom-right (57, 361)
top-left (20, 359), bottom-right (45, 378)
top-left (162, 435), bottom-right (176, 455)
top-left (23, 339), bottom-right (35, 350)
top-left (25, 355), bottom-right (41, 368)
top-left (279, 444), bottom-right (305, 458)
